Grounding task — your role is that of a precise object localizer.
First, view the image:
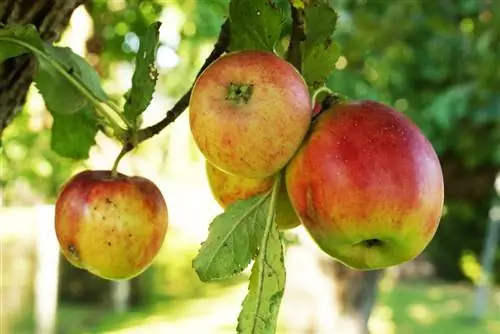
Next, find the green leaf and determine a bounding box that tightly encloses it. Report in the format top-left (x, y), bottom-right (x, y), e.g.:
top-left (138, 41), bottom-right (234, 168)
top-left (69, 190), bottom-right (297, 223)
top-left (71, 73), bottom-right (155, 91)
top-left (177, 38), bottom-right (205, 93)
top-left (291, 0), bottom-right (306, 8)
top-left (51, 107), bottom-right (99, 160)
top-left (228, 0), bottom-right (285, 52)
top-left (123, 22), bottom-right (160, 127)
top-left (303, 40), bottom-right (339, 92)
top-left (302, 0), bottom-right (339, 91)
top-left (304, 1), bottom-right (338, 51)
top-left (34, 44), bottom-right (108, 115)
top-left (0, 24), bottom-right (109, 160)
top-left (193, 192), bottom-right (271, 282)
top-left (0, 24), bottom-right (44, 62)
top-left (425, 83), bottom-right (475, 130)
top-left (237, 177), bottom-right (286, 334)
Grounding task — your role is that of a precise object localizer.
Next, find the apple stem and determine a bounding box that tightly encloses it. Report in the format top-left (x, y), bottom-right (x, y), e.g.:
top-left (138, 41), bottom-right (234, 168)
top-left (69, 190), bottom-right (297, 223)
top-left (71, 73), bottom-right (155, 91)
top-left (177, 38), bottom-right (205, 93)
top-left (311, 86), bottom-right (334, 105)
top-left (111, 146), bottom-right (128, 177)
top-left (311, 91), bottom-right (343, 122)
top-left (226, 83), bottom-right (254, 105)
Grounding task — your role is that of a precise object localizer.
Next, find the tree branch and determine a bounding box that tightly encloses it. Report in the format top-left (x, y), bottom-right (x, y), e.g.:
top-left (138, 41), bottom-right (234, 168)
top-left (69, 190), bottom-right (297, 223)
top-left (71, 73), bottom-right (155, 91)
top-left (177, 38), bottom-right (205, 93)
top-left (120, 19), bottom-right (230, 154)
top-left (286, 5), bottom-right (306, 71)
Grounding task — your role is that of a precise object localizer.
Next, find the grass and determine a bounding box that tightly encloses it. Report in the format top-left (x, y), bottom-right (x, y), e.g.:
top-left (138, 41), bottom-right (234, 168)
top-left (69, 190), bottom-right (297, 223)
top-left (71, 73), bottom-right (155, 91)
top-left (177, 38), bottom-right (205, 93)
top-left (55, 298), bottom-right (195, 333)
top-left (371, 280), bottom-right (500, 334)
top-left (44, 280), bottom-right (499, 334)
top-left (14, 279), bottom-right (499, 334)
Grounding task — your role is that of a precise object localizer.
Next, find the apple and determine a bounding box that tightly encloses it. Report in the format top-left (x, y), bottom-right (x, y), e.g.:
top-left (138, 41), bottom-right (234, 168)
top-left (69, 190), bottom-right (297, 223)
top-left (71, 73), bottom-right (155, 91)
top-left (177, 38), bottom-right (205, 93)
top-left (285, 100), bottom-right (444, 270)
top-left (189, 50), bottom-right (312, 179)
top-left (205, 161), bottom-right (300, 230)
top-left (54, 170), bottom-right (168, 280)
top-left (312, 102), bottom-right (322, 116)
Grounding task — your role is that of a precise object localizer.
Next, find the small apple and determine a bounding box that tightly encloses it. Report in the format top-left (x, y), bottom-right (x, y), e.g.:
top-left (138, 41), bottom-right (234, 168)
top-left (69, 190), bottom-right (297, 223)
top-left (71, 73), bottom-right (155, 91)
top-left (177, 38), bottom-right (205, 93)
top-left (189, 50), bottom-right (312, 179)
top-left (285, 100), bottom-right (444, 270)
top-left (205, 161), bottom-right (300, 230)
top-left (55, 170), bottom-right (168, 280)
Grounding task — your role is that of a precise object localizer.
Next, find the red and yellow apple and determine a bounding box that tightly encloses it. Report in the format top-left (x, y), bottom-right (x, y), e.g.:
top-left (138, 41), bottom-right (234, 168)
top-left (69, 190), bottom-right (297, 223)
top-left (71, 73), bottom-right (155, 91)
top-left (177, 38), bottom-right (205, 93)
top-left (285, 100), bottom-right (444, 270)
top-left (189, 50), bottom-right (312, 179)
top-left (54, 170), bottom-right (168, 280)
top-left (205, 161), bottom-right (300, 230)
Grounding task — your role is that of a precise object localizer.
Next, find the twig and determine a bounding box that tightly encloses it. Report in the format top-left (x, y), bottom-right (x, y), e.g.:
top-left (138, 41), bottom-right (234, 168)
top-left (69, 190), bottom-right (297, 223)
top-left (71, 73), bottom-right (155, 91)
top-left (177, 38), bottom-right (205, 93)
top-left (286, 5), bottom-right (306, 71)
top-left (120, 19), bottom-right (231, 154)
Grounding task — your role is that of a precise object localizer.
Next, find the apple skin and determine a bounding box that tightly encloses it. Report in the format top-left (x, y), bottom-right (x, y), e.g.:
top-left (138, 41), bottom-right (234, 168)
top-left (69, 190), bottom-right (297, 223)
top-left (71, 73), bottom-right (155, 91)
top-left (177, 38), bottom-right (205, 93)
top-left (189, 50), bottom-right (312, 179)
top-left (312, 102), bottom-right (322, 116)
top-left (54, 170), bottom-right (168, 280)
top-left (285, 100), bottom-right (444, 270)
top-left (205, 161), bottom-right (300, 230)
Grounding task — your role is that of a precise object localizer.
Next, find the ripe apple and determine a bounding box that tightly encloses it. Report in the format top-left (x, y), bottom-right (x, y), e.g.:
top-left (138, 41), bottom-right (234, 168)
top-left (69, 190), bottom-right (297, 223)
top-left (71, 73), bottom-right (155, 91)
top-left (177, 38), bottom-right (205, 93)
top-left (54, 170), bottom-right (168, 280)
top-left (189, 50), bottom-right (312, 179)
top-left (205, 161), bottom-right (300, 230)
top-left (285, 100), bottom-right (444, 270)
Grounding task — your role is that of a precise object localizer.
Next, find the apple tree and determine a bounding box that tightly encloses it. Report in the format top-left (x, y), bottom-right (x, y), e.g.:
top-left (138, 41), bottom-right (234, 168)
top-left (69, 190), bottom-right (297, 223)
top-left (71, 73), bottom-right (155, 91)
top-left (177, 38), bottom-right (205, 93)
top-left (1, 0), bottom-right (496, 333)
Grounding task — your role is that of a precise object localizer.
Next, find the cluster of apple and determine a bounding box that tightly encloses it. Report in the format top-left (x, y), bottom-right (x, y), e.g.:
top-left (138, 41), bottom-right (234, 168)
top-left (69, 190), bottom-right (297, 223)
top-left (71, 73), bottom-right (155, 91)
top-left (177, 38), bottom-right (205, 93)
top-left (53, 49), bottom-right (444, 282)
top-left (190, 50), bottom-right (445, 270)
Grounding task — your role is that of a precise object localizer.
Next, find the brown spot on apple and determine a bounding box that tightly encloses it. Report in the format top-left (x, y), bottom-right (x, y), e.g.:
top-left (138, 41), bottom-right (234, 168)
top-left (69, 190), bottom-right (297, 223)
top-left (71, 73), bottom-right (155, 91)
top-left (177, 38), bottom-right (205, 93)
top-left (54, 170), bottom-right (169, 280)
top-left (68, 244), bottom-right (78, 257)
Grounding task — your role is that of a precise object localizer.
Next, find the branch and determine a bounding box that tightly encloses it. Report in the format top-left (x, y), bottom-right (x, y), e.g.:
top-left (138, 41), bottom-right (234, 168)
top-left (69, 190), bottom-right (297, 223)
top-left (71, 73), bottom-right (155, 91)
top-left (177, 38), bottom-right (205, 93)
top-left (286, 5), bottom-right (306, 71)
top-left (120, 19), bottom-right (230, 154)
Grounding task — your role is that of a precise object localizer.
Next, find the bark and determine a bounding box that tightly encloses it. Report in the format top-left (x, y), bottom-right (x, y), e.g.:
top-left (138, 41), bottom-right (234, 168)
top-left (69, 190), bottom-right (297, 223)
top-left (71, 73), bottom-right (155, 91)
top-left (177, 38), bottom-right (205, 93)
top-left (0, 0), bottom-right (87, 138)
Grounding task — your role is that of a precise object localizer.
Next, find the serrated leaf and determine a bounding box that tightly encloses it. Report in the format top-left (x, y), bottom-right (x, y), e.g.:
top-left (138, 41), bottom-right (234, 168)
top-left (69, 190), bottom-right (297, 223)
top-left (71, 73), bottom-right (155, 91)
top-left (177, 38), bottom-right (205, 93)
top-left (302, 0), bottom-right (339, 91)
top-left (228, 0), bottom-right (285, 52)
top-left (0, 24), bottom-right (105, 161)
top-left (236, 179), bottom-right (286, 334)
top-left (34, 44), bottom-right (108, 115)
top-left (0, 24), bottom-right (44, 62)
top-left (304, 1), bottom-right (338, 51)
top-left (123, 22), bottom-right (160, 127)
top-left (193, 192), bottom-right (271, 282)
top-left (51, 106), bottom-right (99, 159)
top-left (303, 40), bottom-right (339, 92)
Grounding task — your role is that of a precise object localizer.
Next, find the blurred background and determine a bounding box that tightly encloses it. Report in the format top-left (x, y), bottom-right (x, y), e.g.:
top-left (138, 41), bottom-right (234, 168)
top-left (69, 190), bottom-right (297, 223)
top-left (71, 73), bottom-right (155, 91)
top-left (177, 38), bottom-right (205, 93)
top-left (1, 0), bottom-right (499, 333)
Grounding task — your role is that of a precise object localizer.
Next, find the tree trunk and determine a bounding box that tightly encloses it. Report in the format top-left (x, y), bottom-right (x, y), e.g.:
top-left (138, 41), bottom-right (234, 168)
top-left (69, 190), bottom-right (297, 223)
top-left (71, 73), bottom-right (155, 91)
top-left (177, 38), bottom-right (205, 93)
top-left (324, 261), bottom-right (383, 334)
top-left (0, 0), bottom-right (87, 138)
top-left (280, 230), bottom-right (383, 334)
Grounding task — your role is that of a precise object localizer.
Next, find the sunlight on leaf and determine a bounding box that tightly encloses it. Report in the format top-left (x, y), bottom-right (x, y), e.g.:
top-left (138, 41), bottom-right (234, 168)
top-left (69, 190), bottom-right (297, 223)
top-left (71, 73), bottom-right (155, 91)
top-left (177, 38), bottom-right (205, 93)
top-left (123, 21), bottom-right (160, 128)
top-left (228, 0), bottom-right (285, 52)
top-left (193, 192), bottom-right (271, 282)
top-left (302, 1), bottom-right (339, 92)
top-left (237, 177), bottom-right (286, 334)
